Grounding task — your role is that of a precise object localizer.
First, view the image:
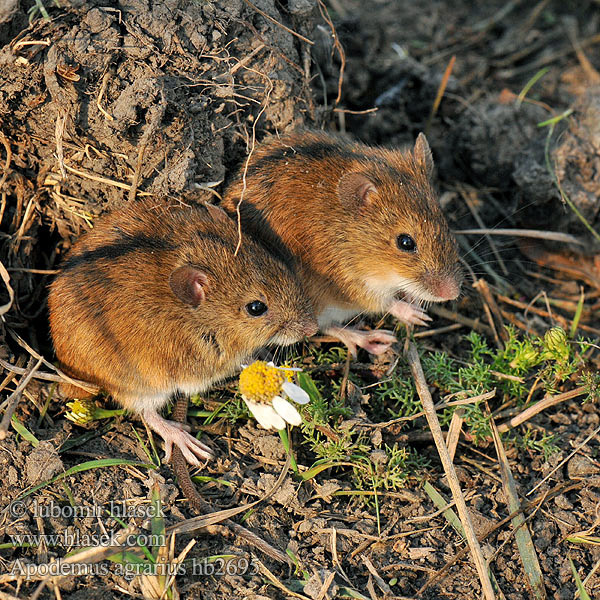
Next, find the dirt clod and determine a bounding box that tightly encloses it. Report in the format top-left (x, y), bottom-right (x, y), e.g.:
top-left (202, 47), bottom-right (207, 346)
top-left (25, 440), bottom-right (63, 485)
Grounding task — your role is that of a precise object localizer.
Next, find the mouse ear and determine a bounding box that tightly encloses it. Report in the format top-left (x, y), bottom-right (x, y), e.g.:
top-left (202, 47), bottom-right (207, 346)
top-left (204, 202), bottom-right (230, 223)
top-left (414, 133), bottom-right (434, 178)
top-left (337, 172), bottom-right (378, 210)
top-left (169, 266), bottom-right (209, 306)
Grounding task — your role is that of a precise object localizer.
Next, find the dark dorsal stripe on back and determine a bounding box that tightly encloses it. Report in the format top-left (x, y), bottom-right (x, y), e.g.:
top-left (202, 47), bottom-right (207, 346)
top-left (61, 234), bottom-right (176, 272)
top-left (245, 138), bottom-right (371, 179)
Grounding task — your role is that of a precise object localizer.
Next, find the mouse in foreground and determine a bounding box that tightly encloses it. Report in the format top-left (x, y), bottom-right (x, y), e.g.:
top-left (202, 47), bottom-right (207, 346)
top-left (222, 130), bottom-right (463, 356)
top-left (48, 198), bottom-right (317, 465)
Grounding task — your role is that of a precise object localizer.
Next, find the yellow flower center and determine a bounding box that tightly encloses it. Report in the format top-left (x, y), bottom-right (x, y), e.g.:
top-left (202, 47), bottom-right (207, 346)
top-left (239, 361), bottom-right (293, 404)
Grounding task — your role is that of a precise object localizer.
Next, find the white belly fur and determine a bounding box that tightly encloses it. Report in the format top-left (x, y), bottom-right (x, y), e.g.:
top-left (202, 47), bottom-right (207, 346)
top-left (318, 305), bottom-right (363, 329)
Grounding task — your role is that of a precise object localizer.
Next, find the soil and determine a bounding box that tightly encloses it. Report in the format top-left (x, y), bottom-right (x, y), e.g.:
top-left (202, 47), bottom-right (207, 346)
top-left (1, 1), bottom-right (599, 599)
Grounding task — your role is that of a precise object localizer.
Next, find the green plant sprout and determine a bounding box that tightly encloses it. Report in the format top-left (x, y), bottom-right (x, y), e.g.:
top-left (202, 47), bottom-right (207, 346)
top-left (29, 0), bottom-right (61, 23)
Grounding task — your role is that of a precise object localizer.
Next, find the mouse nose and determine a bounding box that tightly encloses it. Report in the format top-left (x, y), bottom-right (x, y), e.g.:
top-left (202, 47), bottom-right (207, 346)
top-left (303, 320), bottom-right (319, 338)
top-left (436, 277), bottom-right (460, 301)
top-left (287, 316), bottom-right (318, 338)
top-left (424, 272), bottom-right (461, 301)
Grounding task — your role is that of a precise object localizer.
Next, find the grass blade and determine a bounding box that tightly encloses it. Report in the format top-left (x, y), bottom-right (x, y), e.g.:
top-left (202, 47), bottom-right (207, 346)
top-left (17, 458), bottom-right (156, 500)
top-left (423, 481), bottom-right (464, 536)
top-left (569, 558), bottom-right (591, 600)
top-left (11, 415), bottom-right (39, 446)
top-left (491, 421), bottom-right (545, 599)
top-left (570, 287), bottom-right (585, 338)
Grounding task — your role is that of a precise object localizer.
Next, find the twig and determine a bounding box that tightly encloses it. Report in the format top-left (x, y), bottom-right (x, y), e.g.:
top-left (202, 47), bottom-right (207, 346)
top-left (254, 559), bottom-right (311, 599)
top-left (498, 386), bottom-right (589, 433)
top-left (54, 114), bottom-right (67, 180)
top-left (425, 55), bottom-right (455, 136)
top-left (0, 358), bottom-right (84, 384)
top-left (241, 0), bottom-right (313, 45)
top-left (500, 309), bottom-right (541, 335)
top-left (234, 69), bottom-right (273, 255)
top-left (229, 43), bottom-right (266, 75)
top-left (14, 193), bottom-right (37, 252)
top-left (317, 0), bottom-right (345, 106)
top-left (413, 322), bottom-right (463, 338)
top-left (96, 67), bottom-right (114, 121)
top-left (473, 278), bottom-right (508, 345)
top-left (406, 343), bottom-right (496, 599)
top-left (7, 329), bottom-right (99, 393)
top-left (470, 0), bottom-right (521, 32)
top-left (0, 131), bottom-right (12, 190)
top-left (458, 186), bottom-right (508, 276)
top-left (12, 38), bottom-right (51, 52)
top-left (333, 107), bottom-right (378, 115)
top-left (6, 267), bottom-right (60, 274)
top-left (54, 163), bottom-right (151, 193)
top-left (0, 261), bottom-right (15, 317)
top-left (128, 100), bottom-right (165, 202)
top-left (418, 481), bottom-right (583, 594)
top-left (564, 15), bottom-right (600, 83)
top-left (454, 228), bottom-right (584, 245)
top-left (496, 294), bottom-right (570, 330)
top-left (527, 422), bottom-right (600, 496)
top-left (362, 556), bottom-right (392, 595)
top-left (0, 356), bottom-right (25, 395)
top-left (315, 570), bottom-right (337, 600)
top-left (428, 305), bottom-right (492, 335)
top-left (491, 418), bottom-right (545, 599)
top-left (446, 409), bottom-right (465, 461)
top-left (0, 357), bottom-right (43, 440)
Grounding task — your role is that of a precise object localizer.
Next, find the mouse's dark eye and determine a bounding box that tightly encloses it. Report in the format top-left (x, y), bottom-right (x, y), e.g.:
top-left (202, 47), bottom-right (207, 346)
top-left (245, 300), bottom-right (268, 317)
top-left (396, 234), bottom-right (417, 253)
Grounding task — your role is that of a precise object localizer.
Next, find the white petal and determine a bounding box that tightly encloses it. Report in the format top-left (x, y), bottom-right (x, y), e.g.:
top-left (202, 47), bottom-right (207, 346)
top-left (267, 361), bottom-right (302, 373)
top-left (282, 381), bottom-right (310, 405)
top-left (243, 398), bottom-right (285, 430)
top-left (272, 396), bottom-right (302, 426)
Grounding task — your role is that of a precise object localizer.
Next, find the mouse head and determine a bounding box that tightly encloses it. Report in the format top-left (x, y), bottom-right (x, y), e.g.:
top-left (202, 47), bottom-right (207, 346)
top-left (336, 134), bottom-right (462, 305)
top-left (168, 206), bottom-right (317, 358)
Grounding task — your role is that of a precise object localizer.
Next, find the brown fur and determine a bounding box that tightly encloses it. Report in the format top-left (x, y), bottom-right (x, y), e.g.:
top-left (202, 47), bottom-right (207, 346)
top-left (48, 198), bottom-right (317, 412)
top-left (221, 130), bottom-right (462, 324)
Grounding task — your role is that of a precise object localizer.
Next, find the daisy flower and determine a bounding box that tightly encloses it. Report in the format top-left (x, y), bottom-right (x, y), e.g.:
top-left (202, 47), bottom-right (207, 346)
top-left (239, 361), bottom-right (310, 430)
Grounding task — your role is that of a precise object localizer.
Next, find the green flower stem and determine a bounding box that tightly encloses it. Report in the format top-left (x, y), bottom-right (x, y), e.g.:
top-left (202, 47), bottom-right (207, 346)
top-left (278, 428), bottom-right (298, 475)
top-left (93, 408), bottom-right (126, 419)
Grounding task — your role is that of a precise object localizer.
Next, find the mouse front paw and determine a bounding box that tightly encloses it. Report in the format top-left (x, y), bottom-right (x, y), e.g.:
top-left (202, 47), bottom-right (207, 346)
top-left (325, 326), bottom-right (397, 357)
top-left (389, 299), bottom-right (432, 327)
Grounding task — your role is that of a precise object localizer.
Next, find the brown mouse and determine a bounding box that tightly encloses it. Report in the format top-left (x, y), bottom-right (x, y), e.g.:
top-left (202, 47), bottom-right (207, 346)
top-left (48, 198), bottom-right (317, 465)
top-left (222, 130), bottom-right (462, 356)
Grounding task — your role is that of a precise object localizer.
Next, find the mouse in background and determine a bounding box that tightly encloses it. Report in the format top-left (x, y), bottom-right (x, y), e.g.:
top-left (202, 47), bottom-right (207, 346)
top-left (222, 129), bottom-right (462, 356)
top-left (48, 198), bottom-right (317, 465)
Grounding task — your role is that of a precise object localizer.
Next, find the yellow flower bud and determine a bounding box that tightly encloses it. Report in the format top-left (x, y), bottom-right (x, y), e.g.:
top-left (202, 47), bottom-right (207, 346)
top-left (65, 398), bottom-right (96, 425)
top-left (544, 327), bottom-right (569, 361)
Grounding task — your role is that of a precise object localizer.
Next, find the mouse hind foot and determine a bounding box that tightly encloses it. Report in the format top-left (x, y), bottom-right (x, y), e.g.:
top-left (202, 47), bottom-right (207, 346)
top-left (325, 325), bottom-right (397, 357)
top-left (142, 408), bottom-right (214, 466)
